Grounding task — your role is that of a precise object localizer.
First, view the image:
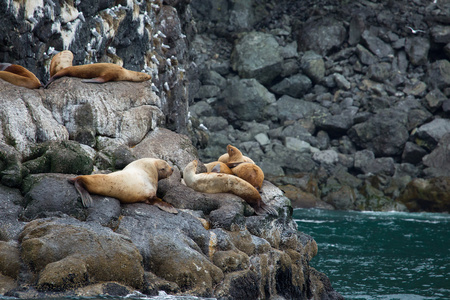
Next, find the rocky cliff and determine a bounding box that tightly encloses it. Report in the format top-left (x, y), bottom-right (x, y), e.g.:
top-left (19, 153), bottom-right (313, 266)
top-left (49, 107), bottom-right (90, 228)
top-left (0, 0), bottom-right (343, 299)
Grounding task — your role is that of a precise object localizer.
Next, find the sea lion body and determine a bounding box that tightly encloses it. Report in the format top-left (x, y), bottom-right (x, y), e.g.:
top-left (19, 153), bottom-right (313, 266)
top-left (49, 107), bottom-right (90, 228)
top-left (69, 158), bottom-right (176, 213)
top-left (50, 50), bottom-right (74, 77)
top-left (183, 160), bottom-right (276, 215)
top-left (205, 161), bottom-right (234, 174)
top-left (218, 144), bottom-right (255, 164)
top-left (45, 63), bottom-right (151, 88)
top-left (230, 162), bottom-right (264, 191)
top-left (0, 63), bottom-right (42, 89)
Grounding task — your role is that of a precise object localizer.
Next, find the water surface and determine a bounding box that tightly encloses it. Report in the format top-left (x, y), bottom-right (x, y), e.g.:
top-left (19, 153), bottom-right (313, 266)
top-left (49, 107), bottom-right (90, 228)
top-left (294, 209), bottom-right (450, 300)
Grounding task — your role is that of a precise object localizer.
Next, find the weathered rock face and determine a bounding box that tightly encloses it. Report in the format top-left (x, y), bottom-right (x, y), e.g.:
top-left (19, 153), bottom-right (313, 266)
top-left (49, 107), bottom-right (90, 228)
top-left (0, 0), bottom-right (190, 133)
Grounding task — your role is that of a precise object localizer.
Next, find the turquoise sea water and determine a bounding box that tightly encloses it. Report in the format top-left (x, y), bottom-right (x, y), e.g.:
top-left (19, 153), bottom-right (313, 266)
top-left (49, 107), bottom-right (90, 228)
top-left (293, 209), bottom-right (450, 300)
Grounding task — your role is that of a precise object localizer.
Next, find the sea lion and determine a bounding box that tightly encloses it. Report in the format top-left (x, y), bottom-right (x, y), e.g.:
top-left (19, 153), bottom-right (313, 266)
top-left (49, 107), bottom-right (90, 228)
top-left (68, 158), bottom-right (177, 214)
top-left (204, 161), bottom-right (234, 174)
top-left (45, 63), bottom-right (152, 88)
top-left (218, 144), bottom-right (255, 164)
top-left (0, 63), bottom-right (42, 89)
top-left (50, 50), bottom-right (74, 77)
top-left (183, 160), bottom-right (277, 216)
top-left (229, 162), bottom-right (264, 191)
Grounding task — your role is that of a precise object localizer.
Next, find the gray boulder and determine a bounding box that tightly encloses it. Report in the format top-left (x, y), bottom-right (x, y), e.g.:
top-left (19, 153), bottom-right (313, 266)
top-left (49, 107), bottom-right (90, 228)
top-left (298, 17), bottom-right (346, 55)
top-left (270, 74), bottom-right (312, 98)
top-left (426, 60), bottom-right (450, 90)
top-left (19, 217), bottom-right (145, 291)
top-left (231, 31), bottom-right (283, 85)
top-left (301, 51), bottom-right (326, 83)
top-left (422, 133), bottom-right (450, 177)
top-left (348, 110), bottom-right (409, 157)
top-left (0, 186), bottom-right (25, 241)
top-left (415, 118), bottom-right (450, 147)
top-left (220, 78), bottom-right (276, 122)
top-left (273, 95), bottom-right (328, 124)
top-left (405, 37), bottom-right (430, 66)
top-left (361, 30), bottom-right (394, 58)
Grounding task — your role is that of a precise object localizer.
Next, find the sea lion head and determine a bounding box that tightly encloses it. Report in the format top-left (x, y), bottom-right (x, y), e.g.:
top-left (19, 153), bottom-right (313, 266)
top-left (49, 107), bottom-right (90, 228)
top-left (134, 71), bottom-right (152, 82)
top-left (226, 145), bottom-right (243, 161)
top-left (155, 159), bottom-right (174, 180)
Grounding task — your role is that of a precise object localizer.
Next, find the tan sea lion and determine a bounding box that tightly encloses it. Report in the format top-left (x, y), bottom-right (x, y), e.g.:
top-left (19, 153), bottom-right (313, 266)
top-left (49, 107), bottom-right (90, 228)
top-left (218, 144), bottom-right (255, 164)
top-left (0, 63), bottom-right (42, 89)
top-left (204, 161), bottom-right (234, 174)
top-left (183, 160), bottom-right (277, 216)
top-left (229, 162), bottom-right (264, 191)
top-left (50, 50), bottom-right (74, 77)
top-left (45, 63), bottom-right (152, 88)
top-left (68, 158), bottom-right (177, 214)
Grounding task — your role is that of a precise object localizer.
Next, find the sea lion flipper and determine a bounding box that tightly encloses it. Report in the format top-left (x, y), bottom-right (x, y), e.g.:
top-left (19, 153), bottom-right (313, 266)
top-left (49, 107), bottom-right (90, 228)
top-left (226, 162), bottom-right (243, 168)
top-left (82, 77), bottom-right (107, 84)
top-left (146, 197), bottom-right (178, 214)
top-left (211, 164), bottom-right (221, 173)
top-left (69, 177), bottom-right (94, 208)
top-left (253, 202), bottom-right (278, 216)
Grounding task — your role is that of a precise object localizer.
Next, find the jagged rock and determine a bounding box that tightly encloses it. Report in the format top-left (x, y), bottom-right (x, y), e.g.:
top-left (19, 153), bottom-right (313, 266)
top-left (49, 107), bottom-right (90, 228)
top-left (273, 95), bottom-right (328, 124)
top-left (426, 60), bottom-right (450, 90)
top-left (405, 37), bottom-right (430, 66)
top-left (219, 78), bottom-right (276, 122)
top-left (23, 140), bottom-right (94, 175)
top-left (348, 110), bottom-right (409, 157)
top-left (298, 17), bottom-right (346, 56)
top-left (19, 218), bottom-right (145, 290)
top-left (430, 25), bottom-right (450, 44)
top-left (402, 142), bottom-right (427, 165)
top-left (270, 74), bottom-right (312, 98)
top-left (324, 185), bottom-right (357, 210)
top-left (0, 142), bottom-right (26, 188)
top-left (0, 241), bottom-right (20, 280)
top-left (231, 31), bottom-right (283, 85)
top-left (0, 186), bottom-right (25, 241)
top-left (356, 44), bottom-right (378, 65)
top-left (361, 30), bottom-right (394, 58)
top-left (415, 118), bottom-right (450, 147)
top-left (20, 174), bottom-right (88, 222)
top-left (348, 15), bottom-right (366, 46)
top-left (422, 133), bottom-right (450, 177)
top-left (131, 127), bottom-right (198, 171)
top-left (367, 62), bottom-right (392, 82)
top-left (301, 51), bottom-right (325, 83)
top-left (425, 89), bottom-right (447, 112)
top-left (397, 177), bottom-right (450, 212)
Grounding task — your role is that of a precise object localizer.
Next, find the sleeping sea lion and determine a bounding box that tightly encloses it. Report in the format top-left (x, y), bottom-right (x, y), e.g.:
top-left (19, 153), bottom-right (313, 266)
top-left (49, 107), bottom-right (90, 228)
top-left (218, 144), bottom-right (255, 164)
top-left (50, 50), bottom-right (74, 77)
top-left (45, 63), bottom-right (152, 88)
top-left (0, 63), bottom-right (42, 89)
top-left (204, 161), bottom-right (234, 174)
top-left (183, 160), bottom-right (277, 216)
top-left (68, 158), bottom-right (177, 213)
top-left (228, 162), bottom-right (264, 191)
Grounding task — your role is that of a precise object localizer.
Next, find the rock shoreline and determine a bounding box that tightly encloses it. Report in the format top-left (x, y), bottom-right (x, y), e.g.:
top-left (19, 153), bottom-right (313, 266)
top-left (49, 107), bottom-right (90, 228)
top-left (0, 80), bottom-right (341, 299)
top-left (188, 0), bottom-right (450, 213)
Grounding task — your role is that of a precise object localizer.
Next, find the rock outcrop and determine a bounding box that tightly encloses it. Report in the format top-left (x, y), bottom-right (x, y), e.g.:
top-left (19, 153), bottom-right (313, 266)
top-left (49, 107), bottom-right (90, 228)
top-left (0, 79), bottom-right (341, 299)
